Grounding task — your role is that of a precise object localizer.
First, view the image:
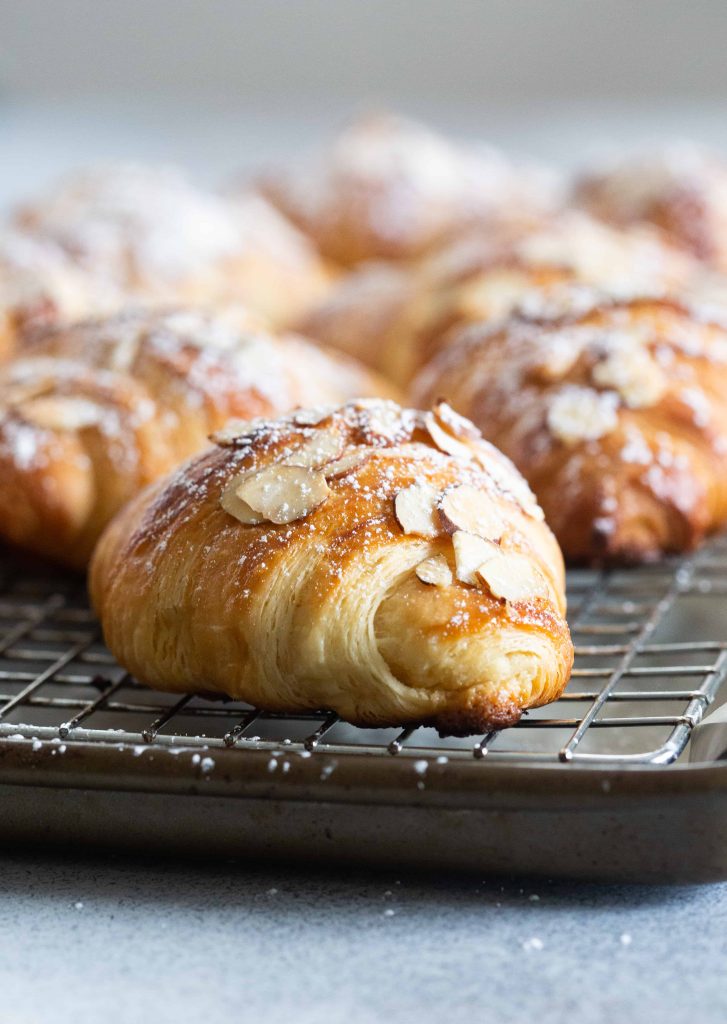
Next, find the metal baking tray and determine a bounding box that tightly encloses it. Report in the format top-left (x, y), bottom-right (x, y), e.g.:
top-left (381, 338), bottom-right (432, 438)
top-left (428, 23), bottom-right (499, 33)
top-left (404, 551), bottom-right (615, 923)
top-left (1, 535), bottom-right (727, 883)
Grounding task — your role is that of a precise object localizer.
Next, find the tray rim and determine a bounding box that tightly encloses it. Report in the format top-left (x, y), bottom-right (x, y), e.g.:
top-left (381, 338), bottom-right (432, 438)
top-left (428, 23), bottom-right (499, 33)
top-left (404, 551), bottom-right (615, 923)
top-left (1, 733), bottom-right (726, 808)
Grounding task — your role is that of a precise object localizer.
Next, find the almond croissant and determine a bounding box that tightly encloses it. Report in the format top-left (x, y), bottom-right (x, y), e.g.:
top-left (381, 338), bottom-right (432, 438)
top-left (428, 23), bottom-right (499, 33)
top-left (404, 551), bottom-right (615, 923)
top-left (90, 399), bottom-right (572, 734)
top-left (0, 307), bottom-right (396, 568)
top-left (257, 113), bottom-right (560, 267)
top-left (414, 290), bottom-right (727, 563)
top-left (14, 163), bottom-right (332, 327)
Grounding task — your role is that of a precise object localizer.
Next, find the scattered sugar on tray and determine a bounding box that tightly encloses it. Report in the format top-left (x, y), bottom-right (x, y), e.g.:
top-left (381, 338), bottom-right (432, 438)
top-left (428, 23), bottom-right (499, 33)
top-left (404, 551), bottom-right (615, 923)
top-left (319, 760), bottom-right (337, 780)
top-left (199, 756), bottom-right (215, 774)
top-left (522, 937), bottom-right (544, 952)
top-left (413, 760), bottom-right (428, 776)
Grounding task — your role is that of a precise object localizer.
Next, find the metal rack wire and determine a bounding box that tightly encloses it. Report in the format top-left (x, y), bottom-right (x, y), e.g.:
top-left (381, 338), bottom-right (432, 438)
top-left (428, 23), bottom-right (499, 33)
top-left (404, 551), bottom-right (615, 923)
top-left (1, 535), bottom-right (726, 768)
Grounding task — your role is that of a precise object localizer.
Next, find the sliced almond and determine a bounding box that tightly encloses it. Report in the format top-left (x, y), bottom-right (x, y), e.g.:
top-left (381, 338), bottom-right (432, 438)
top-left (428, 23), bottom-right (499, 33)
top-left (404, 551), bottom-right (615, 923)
top-left (532, 331), bottom-right (583, 381)
top-left (283, 427), bottom-right (343, 469)
top-left (439, 484), bottom-right (504, 541)
top-left (468, 434), bottom-right (543, 518)
top-left (426, 406), bottom-right (545, 524)
top-left (324, 449), bottom-right (371, 479)
top-left (211, 418), bottom-right (267, 446)
top-left (394, 482), bottom-right (441, 537)
top-left (547, 385), bottom-right (619, 445)
top-left (234, 464), bottom-right (330, 525)
top-left (18, 396), bottom-right (102, 432)
top-left (591, 347), bottom-right (666, 409)
top-left (220, 471), bottom-right (265, 525)
top-left (452, 531), bottom-right (497, 585)
top-left (424, 411), bottom-right (473, 462)
top-left (293, 406), bottom-right (334, 427)
top-left (478, 447), bottom-right (546, 521)
top-left (415, 555), bottom-right (453, 587)
top-left (476, 549), bottom-right (549, 603)
top-left (432, 401), bottom-right (481, 441)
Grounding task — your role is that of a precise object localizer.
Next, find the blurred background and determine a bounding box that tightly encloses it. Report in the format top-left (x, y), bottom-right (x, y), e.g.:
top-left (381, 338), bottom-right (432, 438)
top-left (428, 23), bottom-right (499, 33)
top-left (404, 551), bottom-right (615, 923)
top-left (1, 0), bottom-right (727, 197)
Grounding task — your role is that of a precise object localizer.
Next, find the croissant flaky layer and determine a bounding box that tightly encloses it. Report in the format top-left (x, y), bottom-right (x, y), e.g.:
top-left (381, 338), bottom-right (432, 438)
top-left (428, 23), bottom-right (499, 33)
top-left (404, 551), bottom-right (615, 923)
top-left (414, 292), bottom-right (727, 563)
top-left (90, 399), bottom-right (573, 734)
top-left (0, 308), bottom-right (396, 569)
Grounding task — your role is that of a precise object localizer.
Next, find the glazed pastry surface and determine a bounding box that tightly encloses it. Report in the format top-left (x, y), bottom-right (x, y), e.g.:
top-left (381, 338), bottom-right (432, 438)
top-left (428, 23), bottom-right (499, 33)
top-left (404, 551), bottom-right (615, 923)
top-left (90, 399), bottom-right (572, 734)
top-left (414, 291), bottom-right (727, 562)
top-left (0, 307), bottom-right (395, 568)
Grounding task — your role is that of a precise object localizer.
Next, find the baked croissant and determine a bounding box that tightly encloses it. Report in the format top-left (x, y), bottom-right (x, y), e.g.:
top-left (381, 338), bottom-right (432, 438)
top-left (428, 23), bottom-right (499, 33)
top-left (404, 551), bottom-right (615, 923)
top-left (414, 290), bottom-right (727, 563)
top-left (13, 163), bottom-right (332, 326)
top-left (296, 212), bottom-right (707, 386)
top-left (257, 113), bottom-right (561, 267)
top-left (574, 143), bottom-right (727, 273)
top-left (0, 229), bottom-right (122, 362)
top-left (0, 307), bottom-right (396, 569)
top-left (90, 399), bottom-right (572, 734)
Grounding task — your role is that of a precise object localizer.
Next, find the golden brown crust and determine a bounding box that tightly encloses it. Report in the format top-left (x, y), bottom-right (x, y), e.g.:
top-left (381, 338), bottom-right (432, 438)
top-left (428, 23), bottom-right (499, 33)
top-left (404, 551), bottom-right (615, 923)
top-left (296, 212), bottom-right (706, 387)
top-left (90, 399), bottom-right (573, 735)
top-left (258, 113), bottom-right (561, 267)
top-left (0, 308), bottom-right (398, 568)
top-left (13, 164), bottom-right (333, 326)
top-left (414, 291), bottom-right (727, 563)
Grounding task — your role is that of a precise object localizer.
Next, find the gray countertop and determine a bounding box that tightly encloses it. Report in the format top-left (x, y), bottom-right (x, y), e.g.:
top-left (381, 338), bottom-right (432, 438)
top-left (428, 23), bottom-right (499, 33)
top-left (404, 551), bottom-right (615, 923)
top-left (1, 849), bottom-right (725, 1024)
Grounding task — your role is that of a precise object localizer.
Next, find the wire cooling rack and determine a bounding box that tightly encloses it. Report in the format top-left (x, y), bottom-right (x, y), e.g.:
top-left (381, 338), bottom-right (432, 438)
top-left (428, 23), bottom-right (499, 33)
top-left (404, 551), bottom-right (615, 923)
top-left (1, 536), bottom-right (726, 768)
